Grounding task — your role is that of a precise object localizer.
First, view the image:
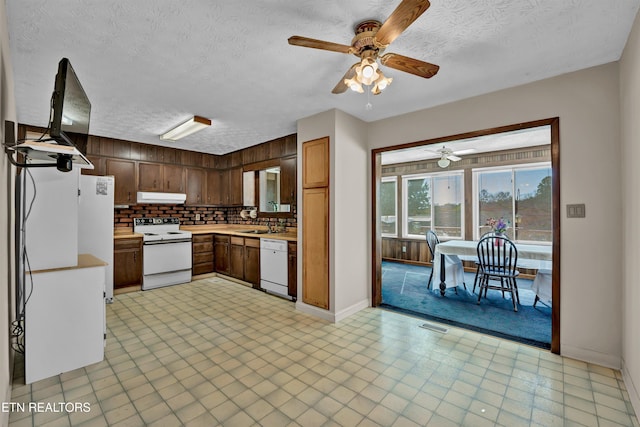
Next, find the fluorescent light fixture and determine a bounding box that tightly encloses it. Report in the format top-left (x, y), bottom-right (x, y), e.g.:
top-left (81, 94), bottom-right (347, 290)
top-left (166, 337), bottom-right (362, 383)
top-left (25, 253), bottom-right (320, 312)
top-left (160, 116), bottom-right (211, 141)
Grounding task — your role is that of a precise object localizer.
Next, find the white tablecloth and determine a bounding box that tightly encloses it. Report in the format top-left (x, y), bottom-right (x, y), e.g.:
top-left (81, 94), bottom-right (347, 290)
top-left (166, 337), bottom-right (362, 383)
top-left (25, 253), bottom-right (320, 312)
top-left (433, 240), bottom-right (553, 289)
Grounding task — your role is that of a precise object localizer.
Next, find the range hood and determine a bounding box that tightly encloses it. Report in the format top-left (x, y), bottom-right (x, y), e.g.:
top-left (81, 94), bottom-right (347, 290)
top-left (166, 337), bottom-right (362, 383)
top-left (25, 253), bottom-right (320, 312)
top-left (137, 191), bottom-right (186, 204)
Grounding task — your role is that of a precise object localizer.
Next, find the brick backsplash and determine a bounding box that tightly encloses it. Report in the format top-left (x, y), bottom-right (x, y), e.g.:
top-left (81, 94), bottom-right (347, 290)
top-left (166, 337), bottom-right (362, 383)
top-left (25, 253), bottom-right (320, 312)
top-left (114, 204), bottom-right (297, 229)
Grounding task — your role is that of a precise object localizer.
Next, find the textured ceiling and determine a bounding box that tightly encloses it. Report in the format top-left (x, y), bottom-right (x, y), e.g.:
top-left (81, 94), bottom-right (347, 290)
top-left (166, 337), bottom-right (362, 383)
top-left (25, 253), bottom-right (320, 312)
top-left (7, 0), bottom-right (640, 155)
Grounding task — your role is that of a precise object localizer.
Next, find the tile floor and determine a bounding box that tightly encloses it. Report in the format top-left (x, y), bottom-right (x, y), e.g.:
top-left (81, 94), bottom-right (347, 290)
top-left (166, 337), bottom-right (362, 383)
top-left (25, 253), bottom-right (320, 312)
top-left (8, 276), bottom-right (640, 426)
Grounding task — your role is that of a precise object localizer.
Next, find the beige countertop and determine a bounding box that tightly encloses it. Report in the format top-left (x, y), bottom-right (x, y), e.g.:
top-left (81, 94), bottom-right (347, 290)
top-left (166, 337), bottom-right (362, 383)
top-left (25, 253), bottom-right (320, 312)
top-left (181, 224), bottom-right (297, 242)
top-left (30, 254), bottom-right (107, 274)
top-left (114, 228), bottom-right (143, 240)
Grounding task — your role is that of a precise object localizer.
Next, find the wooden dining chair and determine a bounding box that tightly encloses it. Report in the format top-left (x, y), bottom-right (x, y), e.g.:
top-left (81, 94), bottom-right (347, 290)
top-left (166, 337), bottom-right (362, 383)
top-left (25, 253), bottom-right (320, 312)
top-left (476, 235), bottom-right (520, 311)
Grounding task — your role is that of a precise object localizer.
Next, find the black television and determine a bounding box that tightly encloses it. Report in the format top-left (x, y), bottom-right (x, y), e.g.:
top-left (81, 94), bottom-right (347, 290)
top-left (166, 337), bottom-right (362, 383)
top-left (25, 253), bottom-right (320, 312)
top-left (49, 58), bottom-right (91, 169)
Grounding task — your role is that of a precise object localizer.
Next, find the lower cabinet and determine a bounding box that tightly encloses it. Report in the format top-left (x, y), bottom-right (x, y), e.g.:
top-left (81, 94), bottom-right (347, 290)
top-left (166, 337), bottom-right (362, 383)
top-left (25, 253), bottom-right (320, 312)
top-left (192, 234), bottom-right (214, 276)
top-left (114, 237), bottom-right (142, 289)
top-left (214, 235), bottom-right (230, 275)
top-left (230, 236), bottom-right (260, 287)
top-left (288, 241), bottom-right (297, 300)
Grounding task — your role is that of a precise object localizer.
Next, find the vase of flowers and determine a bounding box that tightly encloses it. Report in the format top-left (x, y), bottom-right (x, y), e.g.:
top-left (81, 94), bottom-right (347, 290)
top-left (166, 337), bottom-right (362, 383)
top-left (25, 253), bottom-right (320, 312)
top-left (486, 217), bottom-right (508, 245)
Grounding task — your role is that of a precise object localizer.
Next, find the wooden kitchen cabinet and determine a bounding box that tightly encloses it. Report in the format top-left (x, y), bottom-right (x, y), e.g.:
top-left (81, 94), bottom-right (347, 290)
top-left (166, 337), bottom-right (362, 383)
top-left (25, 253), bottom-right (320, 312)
top-left (302, 137), bottom-right (329, 188)
top-left (244, 238), bottom-right (260, 287)
top-left (106, 159), bottom-right (136, 205)
top-left (82, 155), bottom-right (104, 176)
top-left (138, 162), bottom-right (163, 192)
top-left (206, 170), bottom-right (222, 205)
top-left (229, 167), bottom-right (243, 206)
top-left (214, 234), bottom-right (230, 275)
top-left (114, 237), bottom-right (142, 289)
top-left (230, 236), bottom-right (245, 280)
top-left (280, 156), bottom-right (296, 205)
top-left (163, 164), bottom-right (185, 193)
top-left (186, 167), bottom-right (206, 205)
top-left (288, 241), bottom-right (297, 300)
top-left (229, 237), bottom-right (260, 287)
top-left (192, 234), bottom-right (214, 276)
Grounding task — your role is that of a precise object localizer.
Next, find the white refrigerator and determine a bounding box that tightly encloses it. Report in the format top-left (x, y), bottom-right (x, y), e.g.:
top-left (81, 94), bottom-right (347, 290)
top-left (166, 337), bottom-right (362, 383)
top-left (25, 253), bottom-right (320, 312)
top-left (79, 175), bottom-right (115, 302)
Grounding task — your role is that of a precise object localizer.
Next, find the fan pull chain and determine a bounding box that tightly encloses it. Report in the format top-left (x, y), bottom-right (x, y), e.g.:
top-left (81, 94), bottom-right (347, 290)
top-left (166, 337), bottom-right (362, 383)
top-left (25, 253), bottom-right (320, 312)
top-left (365, 87), bottom-right (373, 111)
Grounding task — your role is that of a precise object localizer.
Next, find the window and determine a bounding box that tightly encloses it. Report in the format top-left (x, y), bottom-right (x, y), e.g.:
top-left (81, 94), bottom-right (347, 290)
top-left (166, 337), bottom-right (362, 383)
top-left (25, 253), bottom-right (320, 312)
top-left (402, 171), bottom-right (464, 239)
top-left (474, 163), bottom-right (552, 243)
top-left (380, 177), bottom-right (397, 237)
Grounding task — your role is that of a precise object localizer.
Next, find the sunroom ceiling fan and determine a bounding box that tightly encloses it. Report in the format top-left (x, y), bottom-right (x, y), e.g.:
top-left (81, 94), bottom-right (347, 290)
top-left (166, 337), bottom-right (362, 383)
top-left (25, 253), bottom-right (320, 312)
top-left (288, 0), bottom-right (439, 95)
top-left (426, 146), bottom-right (463, 168)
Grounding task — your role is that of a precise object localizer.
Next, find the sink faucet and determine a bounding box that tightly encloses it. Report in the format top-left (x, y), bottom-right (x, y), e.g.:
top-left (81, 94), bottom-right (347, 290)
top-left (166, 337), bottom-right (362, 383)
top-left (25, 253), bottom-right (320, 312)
top-left (266, 223), bottom-right (273, 233)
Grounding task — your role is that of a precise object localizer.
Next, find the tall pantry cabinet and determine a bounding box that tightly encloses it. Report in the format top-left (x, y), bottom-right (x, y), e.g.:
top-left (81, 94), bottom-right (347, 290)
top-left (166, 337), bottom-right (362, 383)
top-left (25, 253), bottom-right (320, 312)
top-left (301, 137), bottom-right (330, 309)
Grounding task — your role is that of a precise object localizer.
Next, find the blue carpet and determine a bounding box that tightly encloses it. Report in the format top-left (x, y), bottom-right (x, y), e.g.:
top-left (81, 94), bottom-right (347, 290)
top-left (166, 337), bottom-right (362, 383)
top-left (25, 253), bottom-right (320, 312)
top-left (381, 260), bottom-right (551, 349)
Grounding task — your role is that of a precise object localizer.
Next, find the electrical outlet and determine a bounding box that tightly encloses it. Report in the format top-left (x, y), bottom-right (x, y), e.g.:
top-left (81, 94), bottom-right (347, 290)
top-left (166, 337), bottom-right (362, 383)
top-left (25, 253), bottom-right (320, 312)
top-left (195, 213), bottom-right (201, 221)
top-left (402, 246), bottom-right (407, 253)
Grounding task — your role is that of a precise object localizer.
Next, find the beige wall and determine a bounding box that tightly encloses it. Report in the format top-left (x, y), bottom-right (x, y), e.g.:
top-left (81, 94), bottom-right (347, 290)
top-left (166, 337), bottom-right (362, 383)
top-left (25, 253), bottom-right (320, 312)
top-left (0, 0), bottom-right (16, 425)
top-left (367, 63), bottom-right (623, 368)
top-left (620, 8), bottom-right (640, 417)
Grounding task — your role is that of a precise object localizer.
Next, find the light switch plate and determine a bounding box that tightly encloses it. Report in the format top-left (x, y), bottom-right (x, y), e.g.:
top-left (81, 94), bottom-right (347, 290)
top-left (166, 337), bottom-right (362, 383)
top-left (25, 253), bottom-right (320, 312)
top-left (566, 203), bottom-right (586, 218)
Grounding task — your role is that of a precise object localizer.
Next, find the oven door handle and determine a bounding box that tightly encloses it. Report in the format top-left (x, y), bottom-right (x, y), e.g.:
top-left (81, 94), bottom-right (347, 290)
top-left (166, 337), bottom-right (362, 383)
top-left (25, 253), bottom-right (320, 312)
top-left (144, 238), bottom-right (192, 245)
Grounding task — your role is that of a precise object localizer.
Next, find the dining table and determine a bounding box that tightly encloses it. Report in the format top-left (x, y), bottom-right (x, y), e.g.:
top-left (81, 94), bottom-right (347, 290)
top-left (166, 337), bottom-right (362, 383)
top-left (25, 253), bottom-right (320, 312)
top-left (433, 239), bottom-right (552, 296)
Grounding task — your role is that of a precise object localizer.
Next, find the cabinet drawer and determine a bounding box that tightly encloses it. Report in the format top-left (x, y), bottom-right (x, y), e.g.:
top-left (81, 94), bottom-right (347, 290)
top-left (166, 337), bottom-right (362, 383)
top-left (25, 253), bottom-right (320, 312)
top-left (230, 236), bottom-right (244, 246)
top-left (214, 235), bottom-right (230, 244)
top-left (245, 238), bottom-right (260, 248)
top-left (193, 263), bottom-right (214, 276)
top-left (114, 238), bottom-right (142, 250)
top-left (193, 242), bottom-right (213, 253)
top-left (192, 234), bottom-right (213, 244)
top-left (193, 252), bottom-right (213, 264)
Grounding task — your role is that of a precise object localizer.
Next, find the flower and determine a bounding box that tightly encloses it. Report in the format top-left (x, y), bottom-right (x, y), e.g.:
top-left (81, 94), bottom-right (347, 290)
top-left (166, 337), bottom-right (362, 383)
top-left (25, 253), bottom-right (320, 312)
top-left (486, 217), bottom-right (508, 234)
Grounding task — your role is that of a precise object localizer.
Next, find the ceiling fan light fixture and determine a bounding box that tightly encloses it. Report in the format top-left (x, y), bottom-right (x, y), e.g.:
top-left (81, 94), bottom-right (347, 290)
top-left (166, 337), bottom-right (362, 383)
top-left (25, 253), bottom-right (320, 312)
top-left (373, 72), bottom-right (393, 93)
top-left (355, 57), bottom-right (380, 86)
top-left (437, 158), bottom-right (451, 168)
top-left (344, 76), bottom-right (364, 93)
top-left (160, 116), bottom-right (211, 141)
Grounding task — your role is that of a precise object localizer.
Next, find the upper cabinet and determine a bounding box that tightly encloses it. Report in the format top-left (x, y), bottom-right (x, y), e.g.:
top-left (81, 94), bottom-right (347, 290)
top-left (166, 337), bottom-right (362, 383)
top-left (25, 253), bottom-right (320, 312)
top-left (186, 167), bottom-right (206, 205)
top-left (280, 156), bottom-right (296, 205)
top-left (163, 165), bottom-right (185, 193)
top-left (228, 167), bottom-right (243, 206)
top-left (302, 137), bottom-right (329, 188)
top-left (138, 162), bottom-right (163, 192)
top-left (107, 159), bottom-right (136, 205)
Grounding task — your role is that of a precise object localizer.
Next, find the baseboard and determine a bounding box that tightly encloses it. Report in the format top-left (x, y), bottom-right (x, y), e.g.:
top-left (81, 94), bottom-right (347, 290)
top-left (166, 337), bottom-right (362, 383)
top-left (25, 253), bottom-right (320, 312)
top-left (334, 299), bottom-right (370, 322)
top-left (295, 301), bottom-right (335, 322)
top-left (622, 358), bottom-right (640, 420)
top-left (561, 343), bottom-right (622, 369)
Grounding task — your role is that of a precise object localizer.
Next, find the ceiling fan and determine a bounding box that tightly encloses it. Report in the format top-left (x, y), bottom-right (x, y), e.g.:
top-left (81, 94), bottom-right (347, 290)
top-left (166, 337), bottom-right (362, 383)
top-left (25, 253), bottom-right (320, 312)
top-left (288, 0), bottom-right (439, 95)
top-left (426, 146), bottom-right (462, 168)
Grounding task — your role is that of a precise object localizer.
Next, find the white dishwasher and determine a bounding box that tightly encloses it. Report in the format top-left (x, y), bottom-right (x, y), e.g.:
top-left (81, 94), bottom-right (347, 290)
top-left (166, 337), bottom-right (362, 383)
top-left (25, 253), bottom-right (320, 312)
top-left (260, 238), bottom-right (289, 298)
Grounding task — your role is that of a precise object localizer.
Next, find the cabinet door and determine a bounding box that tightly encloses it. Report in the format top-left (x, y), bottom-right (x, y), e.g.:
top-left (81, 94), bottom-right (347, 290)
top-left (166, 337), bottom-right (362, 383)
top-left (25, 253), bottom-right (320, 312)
top-left (302, 137), bottom-right (329, 188)
top-left (244, 239), bottom-right (260, 287)
top-left (206, 170), bottom-right (222, 205)
top-left (192, 234), bottom-right (214, 275)
top-left (228, 167), bottom-right (243, 206)
top-left (163, 164), bottom-right (185, 193)
top-left (302, 187), bottom-right (329, 309)
top-left (106, 159), bottom-right (136, 204)
top-left (138, 162), bottom-right (163, 192)
top-left (280, 156), bottom-right (296, 205)
top-left (230, 240), bottom-right (245, 280)
top-left (186, 167), bottom-right (206, 205)
top-left (114, 238), bottom-right (142, 288)
top-left (214, 235), bottom-right (230, 275)
top-left (287, 242), bottom-right (297, 299)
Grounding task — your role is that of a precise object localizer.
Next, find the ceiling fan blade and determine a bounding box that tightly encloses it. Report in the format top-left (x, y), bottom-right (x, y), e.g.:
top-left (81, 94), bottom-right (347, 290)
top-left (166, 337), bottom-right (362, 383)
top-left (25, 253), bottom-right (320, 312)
top-left (446, 154), bottom-right (462, 162)
top-left (380, 53), bottom-right (439, 78)
top-left (288, 36), bottom-right (354, 54)
top-left (375, 0), bottom-right (431, 46)
top-left (331, 64), bottom-right (358, 94)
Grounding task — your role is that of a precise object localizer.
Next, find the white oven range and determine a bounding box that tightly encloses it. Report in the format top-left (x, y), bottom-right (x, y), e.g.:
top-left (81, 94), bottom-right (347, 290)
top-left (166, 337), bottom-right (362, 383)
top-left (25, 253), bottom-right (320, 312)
top-left (133, 217), bottom-right (192, 290)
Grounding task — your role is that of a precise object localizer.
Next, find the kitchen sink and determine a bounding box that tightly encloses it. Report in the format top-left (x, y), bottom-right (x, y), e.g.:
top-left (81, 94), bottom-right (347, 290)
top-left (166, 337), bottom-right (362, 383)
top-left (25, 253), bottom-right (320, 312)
top-left (239, 229), bottom-right (270, 234)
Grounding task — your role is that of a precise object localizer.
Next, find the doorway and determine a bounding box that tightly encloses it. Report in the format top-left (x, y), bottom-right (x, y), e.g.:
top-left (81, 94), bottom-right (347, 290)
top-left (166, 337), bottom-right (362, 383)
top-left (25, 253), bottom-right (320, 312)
top-left (371, 118), bottom-right (560, 353)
